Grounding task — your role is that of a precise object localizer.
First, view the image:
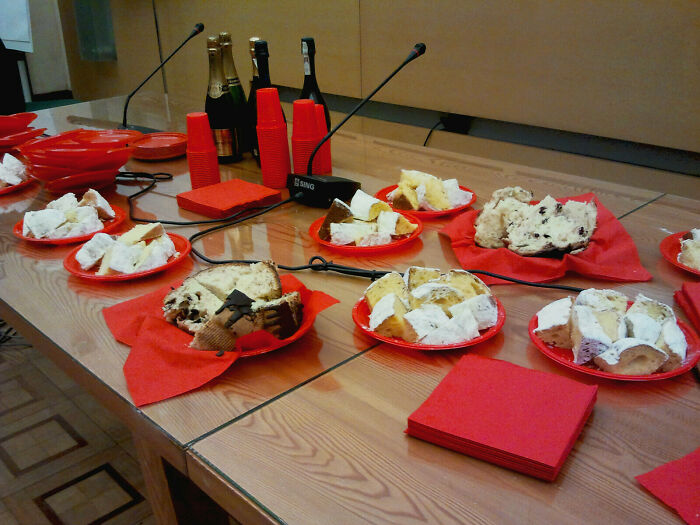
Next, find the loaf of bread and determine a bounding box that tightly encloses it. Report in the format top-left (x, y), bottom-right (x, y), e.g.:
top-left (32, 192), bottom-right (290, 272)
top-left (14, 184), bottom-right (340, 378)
top-left (363, 266), bottom-right (498, 345)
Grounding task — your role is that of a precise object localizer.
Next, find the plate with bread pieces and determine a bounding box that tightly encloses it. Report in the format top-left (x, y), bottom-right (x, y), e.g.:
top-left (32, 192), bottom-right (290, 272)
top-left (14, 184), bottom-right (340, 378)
top-left (13, 189), bottom-right (126, 245)
top-left (310, 189), bottom-right (423, 254)
top-left (64, 222), bottom-right (190, 281)
top-left (660, 229), bottom-right (700, 277)
top-left (374, 169), bottom-right (476, 219)
top-left (0, 153), bottom-right (35, 195)
top-left (529, 289), bottom-right (700, 381)
top-left (353, 266), bottom-right (505, 350)
top-left (162, 262), bottom-right (309, 356)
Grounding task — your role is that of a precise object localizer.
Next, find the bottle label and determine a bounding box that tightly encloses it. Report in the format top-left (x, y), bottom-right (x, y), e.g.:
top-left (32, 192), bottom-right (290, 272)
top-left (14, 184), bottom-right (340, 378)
top-left (303, 55), bottom-right (311, 75)
top-left (213, 129), bottom-right (234, 156)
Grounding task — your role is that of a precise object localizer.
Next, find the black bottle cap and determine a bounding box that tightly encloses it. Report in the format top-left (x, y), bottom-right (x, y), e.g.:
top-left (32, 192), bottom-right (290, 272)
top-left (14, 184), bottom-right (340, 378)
top-left (301, 37), bottom-right (315, 55)
top-left (254, 40), bottom-right (269, 57)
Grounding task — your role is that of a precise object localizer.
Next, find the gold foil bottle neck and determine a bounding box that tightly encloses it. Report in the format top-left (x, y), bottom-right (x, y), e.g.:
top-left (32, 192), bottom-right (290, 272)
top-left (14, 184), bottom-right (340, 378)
top-left (219, 31), bottom-right (232, 45)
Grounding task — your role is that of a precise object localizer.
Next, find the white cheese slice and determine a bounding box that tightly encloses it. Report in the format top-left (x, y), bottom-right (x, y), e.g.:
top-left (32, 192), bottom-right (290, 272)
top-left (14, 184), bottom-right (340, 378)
top-left (46, 193), bottom-right (79, 212)
top-left (108, 241), bottom-right (146, 274)
top-left (76, 233), bottom-right (116, 270)
top-left (22, 209), bottom-right (67, 238)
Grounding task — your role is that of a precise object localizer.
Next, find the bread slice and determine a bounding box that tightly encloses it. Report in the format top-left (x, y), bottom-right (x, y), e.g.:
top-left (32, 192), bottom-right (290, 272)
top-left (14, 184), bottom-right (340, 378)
top-left (376, 211), bottom-right (417, 236)
top-left (627, 293), bottom-right (675, 323)
top-left (404, 266), bottom-right (441, 291)
top-left (421, 303), bottom-right (480, 345)
top-left (329, 221), bottom-right (377, 245)
top-left (655, 319), bottom-right (687, 372)
top-left (368, 293), bottom-right (409, 339)
top-left (193, 261), bottom-right (282, 303)
top-left (365, 272), bottom-right (409, 310)
top-left (78, 189), bottom-right (115, 219)
top-left (349, 190), bottom-right (392, 221)
top-left (75, 233), bottom-right (116, 270)
top-left (571, 305), bottom-right (613, 364)
top-left (434, 270), bottom-right (490, 299)
top-left (488, 186), bottom-right (533, 205)
top-left (388, 181), bottom-right (420, 210)
top-left (191, 291), bottom-right (303, 351)
top-left (403, 304), bottom-right (450, 342)
top-left (575, 289), bottom-right (628, 315)
top-left (118, 223), bottom-right (166, 245)
top-left (318, 199), bottom-right (353, 241)
top-left (450, 294), bottom-right (499, 331)
top-left (624, 312), bottom-right (662, 345)
top-left (679, 238), bottom-right (700, 270)
top-left (593, 338), bottom-right (667, 375)
top-left (474, 197), bottom-right (528, 249)
top-left (410, 282), bottom-right (465, 314)
top-left (534, 297), bottom-right (573, 348)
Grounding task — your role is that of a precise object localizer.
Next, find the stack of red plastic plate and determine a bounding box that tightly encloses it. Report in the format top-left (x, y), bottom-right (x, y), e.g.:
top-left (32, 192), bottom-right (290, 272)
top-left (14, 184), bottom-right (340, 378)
top-left (18, 129), bottom-right (142, 194)
top-left (0, 113), bottom-right (46, 155)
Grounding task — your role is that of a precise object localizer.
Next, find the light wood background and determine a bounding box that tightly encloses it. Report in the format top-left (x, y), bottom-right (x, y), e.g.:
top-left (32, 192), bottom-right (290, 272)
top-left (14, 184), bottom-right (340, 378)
top-left (56, 0), bottom-right (700, 153)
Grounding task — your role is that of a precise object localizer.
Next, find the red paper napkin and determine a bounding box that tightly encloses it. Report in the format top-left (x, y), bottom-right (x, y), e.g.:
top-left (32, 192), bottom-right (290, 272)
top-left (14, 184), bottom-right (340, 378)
top-left (636, 447), bottom-right (700, 525)
top-left (675, 283), bottom-right (700, 333)
top-left (103, 274), bottom-right (338, 406)
top-left (407, 354), bottom-right (597, 481)
top-left (440, 193), bottom-right (651, 284)
top-left (176, 178), bottom-right (281, 219)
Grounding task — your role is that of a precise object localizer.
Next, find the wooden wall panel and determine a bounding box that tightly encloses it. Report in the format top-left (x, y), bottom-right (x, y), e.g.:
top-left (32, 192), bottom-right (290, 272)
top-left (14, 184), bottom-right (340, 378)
top-left (360, 0), bottom-right (700, 152)
top-left (154, 0), bottom-right (361, 108)
top-left (57, 0), bottom-right (164, 101)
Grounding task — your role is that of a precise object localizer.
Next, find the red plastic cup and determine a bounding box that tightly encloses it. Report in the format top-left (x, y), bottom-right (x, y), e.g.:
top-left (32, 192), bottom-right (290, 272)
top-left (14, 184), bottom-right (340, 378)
top-left (187, 112), bottom-right (220, 189)
top-left (314, 104), bottom-right (332, 175)
top-left (292, 100), bottom-right (319, 174)
top-left (257, 88), bottom-right (285, 128)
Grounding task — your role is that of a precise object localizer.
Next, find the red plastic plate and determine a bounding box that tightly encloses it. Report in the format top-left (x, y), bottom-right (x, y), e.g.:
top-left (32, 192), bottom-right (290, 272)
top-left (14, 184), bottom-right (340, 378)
top-left (0, 178), bottom-right (36, 196)
top-left (13, 205), bottom-right (126, 245)
top-left (44, 169), bottom-right (120, 194)
top-left (0, 128), bottom-right (46, 147)
top-left (375, 184), bottom-right (476, 219)
top-left (19, 129), bottom-right (84, 152)
top-left (352, 296), bottom-right (506, 350)
top-left (71, 129), bottom-right (143, 146)
top-left (308, 213), bottom-right (423, 254)
top-left (24, 146), bottom-right (134, 171)
top-left (0, 113), bottom-right (37, 136)
top-left (28, 163), bottom-right (80, 181)
top-left (660, 231), bottom-right (700, 277)
top-left (63, 233), bottom-right (190, 281)
top-left (528, 313), bottom-right (700, 381)
top-left (132, 132), bottom-right (187, 160)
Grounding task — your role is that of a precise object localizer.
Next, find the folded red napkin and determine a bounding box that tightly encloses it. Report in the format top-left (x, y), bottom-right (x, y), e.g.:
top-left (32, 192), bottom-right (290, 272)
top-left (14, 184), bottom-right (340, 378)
top-left (675, 283), bottom-right (700, 333)
top-left (440, 193), bottom-right (651, 284)
top-left (103, 274), bottom-right (338, 406)
top-left (407, 354), bottom-right (597, 481)
top-left (636, 447), bottom-right (700, 525)
top-left (176, 178), bottom-right (281, 219)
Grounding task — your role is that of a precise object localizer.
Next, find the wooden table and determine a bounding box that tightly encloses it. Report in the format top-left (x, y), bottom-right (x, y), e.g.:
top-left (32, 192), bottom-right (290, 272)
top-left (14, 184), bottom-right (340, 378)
top-left (1, 97), bottom-right (698, 524)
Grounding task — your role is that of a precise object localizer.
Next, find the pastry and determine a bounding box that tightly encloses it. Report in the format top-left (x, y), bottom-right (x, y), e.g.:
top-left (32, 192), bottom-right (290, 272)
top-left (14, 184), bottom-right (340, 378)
top-left (593, 338), bottom-right (668, 375)
top-left (386, 169), bottom-right (473, 211)
top-left (678, 229), bottom-right (700, 270)
top-left (534, 297), bottom-right (573, 348)
top-left (364, 272), bottom-right (409, 309)
top-left (0, 154), bottom-right (27, 187)
top-left (318, 199), bottom-right (353, 241)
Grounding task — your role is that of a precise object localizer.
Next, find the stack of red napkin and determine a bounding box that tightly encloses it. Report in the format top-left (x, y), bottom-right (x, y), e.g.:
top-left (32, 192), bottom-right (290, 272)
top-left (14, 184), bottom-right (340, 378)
top-left (407, 355), bottom-right (597, 481)
top-left (636, 447), bottom-right (700, 525)
top-left (176, 178), bottom-right (281, 219)
top-left (675, 282), bottom-right (700, 333)
top-left (440, 193), bottom-right (651, 284)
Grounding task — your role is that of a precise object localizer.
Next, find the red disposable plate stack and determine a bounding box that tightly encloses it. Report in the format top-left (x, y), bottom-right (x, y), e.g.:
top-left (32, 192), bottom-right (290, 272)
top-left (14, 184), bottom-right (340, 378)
top-left (132, 132), bottom-right (188, 160)
top-left (0, 113), bottom-right (45, 154)
top-left (18, 129), bottom-right (141, 194)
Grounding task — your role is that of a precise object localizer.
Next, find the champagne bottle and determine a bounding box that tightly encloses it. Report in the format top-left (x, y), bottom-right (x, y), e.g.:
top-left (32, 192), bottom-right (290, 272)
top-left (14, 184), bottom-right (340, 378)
top-left (254, 40), bottom-right (285, 122)
top-left (247, 36), bottom-right (261, 161)
top-left (298, 37), bottom-right (330, 130)
top-left (219, 31), bottom-right (252, 157)
top-left (205, 36), bottom-right (241, 163)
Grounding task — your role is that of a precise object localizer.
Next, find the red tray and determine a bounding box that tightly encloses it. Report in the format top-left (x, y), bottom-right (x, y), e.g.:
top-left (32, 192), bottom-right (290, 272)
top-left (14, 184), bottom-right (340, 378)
top-left (308, 213), bottom-right (423, 254)
top-left (0, 128), bottom-right (46, 147)
top-left (352, 296), bottom-right (505, 350)
top-left (0, 178), bottom-right (36, 196)
top-left (132, 132), bottom-right (187, 160)
top-left (660, 231), bottom-right (700, 277)
top-left (13, 205), bottom-right (126, 245)
top-left (63, 233), bottom-right (190, 281)
top-left (528, 313), bottom-right (700, 381)
top-left (375, 184), bottom-right (476, 219)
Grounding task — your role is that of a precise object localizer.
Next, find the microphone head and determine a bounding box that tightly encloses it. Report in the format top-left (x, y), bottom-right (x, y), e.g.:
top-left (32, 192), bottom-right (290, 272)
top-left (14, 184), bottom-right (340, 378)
top-left (414, 43), bottom-right (426, 56)
top-left (194, 23), bottom-right (204, 34)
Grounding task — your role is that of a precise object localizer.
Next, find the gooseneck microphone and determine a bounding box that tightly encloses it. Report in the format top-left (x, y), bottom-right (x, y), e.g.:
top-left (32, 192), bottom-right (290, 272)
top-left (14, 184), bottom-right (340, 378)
top-left (122, 23), bottom-right (205, 129)
top-left (287, 43), bottom-right (426, 208)
top-left (305, 42), bottom-right (426, 176)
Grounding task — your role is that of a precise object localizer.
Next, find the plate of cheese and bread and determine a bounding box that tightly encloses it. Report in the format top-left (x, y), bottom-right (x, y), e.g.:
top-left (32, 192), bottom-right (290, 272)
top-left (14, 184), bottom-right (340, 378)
top-left (660, 229), bottom-right (700, 277)
top-left (353, 266), bottom-right (505, 350)
top-left (529, 289), bottom-right (700, 380)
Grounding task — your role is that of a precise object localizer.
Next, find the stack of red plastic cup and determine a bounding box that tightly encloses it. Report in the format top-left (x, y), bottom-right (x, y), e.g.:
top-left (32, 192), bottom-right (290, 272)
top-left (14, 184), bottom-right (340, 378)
top-left (313, 104), bottom-right (332, 174)
top-left (186, 112), bottom-right (220, 189)
top-left (256, 88), bottom-right (291, 189)
top-left (291, 99), bottom-right (319, 175)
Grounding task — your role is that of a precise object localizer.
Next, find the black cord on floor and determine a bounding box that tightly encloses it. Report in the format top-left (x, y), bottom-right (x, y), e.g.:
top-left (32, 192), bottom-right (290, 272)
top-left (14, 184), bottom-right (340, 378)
top-left (423, 120), bottom-right (443, 147)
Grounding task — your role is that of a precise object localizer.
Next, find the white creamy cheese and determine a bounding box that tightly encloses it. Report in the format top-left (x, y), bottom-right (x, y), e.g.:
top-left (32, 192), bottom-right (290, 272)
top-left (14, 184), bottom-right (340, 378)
top-left (76, 233), bottom-right (116, 270)
top-left (46, 193), bottom-right (79, 212)
top-left (22, 209), bottom-right (67, 238)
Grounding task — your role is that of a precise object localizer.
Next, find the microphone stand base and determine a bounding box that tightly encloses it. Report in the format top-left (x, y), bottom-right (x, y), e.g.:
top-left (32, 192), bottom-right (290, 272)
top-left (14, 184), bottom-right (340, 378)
top-left (287, 173), bottom-right (361, 208)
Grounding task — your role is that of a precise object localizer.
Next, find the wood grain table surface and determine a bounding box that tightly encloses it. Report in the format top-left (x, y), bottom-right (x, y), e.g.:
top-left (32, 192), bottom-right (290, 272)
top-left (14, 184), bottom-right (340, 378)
top-left (1, 97), bottom-right (697, 524)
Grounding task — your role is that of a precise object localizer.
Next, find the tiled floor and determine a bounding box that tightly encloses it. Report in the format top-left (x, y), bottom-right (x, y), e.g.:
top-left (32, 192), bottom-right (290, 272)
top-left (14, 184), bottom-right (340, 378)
top-left (0, 321), bottom-right (154, 524)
